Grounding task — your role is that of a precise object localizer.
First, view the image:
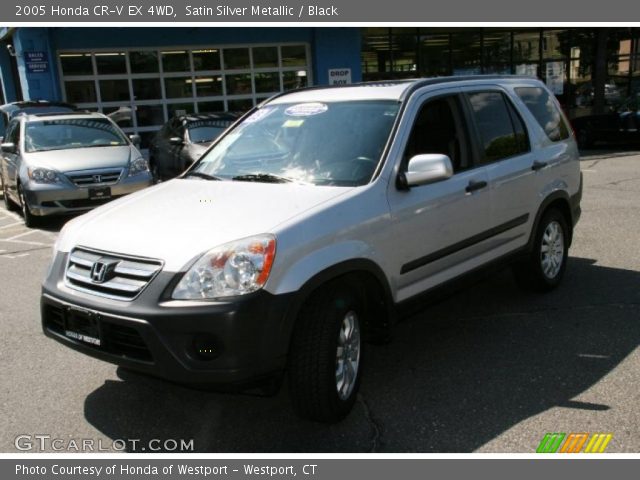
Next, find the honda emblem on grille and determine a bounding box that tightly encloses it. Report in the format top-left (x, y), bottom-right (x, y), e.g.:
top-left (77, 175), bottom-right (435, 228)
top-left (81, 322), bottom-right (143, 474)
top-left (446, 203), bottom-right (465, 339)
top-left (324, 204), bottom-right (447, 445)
top-left (92, 174), bottom-right (102, 183)
top-left (90, 259), bottom-right (118, 283)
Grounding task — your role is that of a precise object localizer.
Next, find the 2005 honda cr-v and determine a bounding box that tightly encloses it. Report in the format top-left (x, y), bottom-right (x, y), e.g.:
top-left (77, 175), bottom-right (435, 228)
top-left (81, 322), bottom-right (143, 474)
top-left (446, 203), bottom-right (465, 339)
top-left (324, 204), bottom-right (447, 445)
top-left (42, 76), bottom-right (582, 422)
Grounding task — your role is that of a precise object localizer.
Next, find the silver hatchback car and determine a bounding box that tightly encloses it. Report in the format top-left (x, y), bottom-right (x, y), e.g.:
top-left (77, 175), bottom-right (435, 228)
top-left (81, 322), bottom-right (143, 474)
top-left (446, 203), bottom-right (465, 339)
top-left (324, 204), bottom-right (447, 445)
top-left (1, 111), bottom-right (152, 226)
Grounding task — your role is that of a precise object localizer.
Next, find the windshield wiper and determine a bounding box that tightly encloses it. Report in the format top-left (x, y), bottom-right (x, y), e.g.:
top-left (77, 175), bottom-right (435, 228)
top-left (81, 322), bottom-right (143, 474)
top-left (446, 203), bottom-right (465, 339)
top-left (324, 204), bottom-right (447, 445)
top-left (183, 171), bottom-right (223, 181)
top-left (231, 173), bottom-right (294, 184)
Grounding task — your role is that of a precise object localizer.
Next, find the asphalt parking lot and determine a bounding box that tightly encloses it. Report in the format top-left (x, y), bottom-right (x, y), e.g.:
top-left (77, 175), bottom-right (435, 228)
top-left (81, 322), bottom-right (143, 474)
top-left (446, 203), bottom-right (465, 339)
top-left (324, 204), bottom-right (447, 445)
top-left (1, 150), bottom-right (639, 453)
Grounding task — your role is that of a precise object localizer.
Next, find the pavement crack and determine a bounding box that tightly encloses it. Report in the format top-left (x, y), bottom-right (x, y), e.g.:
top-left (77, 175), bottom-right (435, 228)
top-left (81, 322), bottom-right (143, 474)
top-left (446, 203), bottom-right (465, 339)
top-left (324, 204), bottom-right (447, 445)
top-left (358, 394), bottom-right (382, 453)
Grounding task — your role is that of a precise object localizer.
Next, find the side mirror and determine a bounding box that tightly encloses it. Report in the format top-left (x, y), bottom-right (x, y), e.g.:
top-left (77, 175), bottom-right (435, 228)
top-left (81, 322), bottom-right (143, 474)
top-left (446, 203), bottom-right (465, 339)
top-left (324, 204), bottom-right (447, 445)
top-left (128, 134), bottom-right (141, 147)
top-left (398, 154), bottom-right (453, 189)
top-left (1, 142), bottom-right (16, 154)
top-left (169, 136), bottom-right (183, 146)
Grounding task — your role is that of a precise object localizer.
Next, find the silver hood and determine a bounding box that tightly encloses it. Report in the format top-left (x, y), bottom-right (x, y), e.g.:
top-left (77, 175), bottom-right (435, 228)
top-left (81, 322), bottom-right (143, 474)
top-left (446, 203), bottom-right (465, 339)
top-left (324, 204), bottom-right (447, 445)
top-left (56, 179), bottom-right (354, 271)
top-left (24, 146), bottom-right (135, 173)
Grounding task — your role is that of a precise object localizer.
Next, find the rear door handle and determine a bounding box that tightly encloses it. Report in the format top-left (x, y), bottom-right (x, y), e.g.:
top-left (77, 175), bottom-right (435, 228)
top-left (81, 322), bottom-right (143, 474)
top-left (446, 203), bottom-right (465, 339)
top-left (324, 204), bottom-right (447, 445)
top-left (465, 180), bottom-right (488, 193)
top-left (532, 160), bottom-right (548, 171)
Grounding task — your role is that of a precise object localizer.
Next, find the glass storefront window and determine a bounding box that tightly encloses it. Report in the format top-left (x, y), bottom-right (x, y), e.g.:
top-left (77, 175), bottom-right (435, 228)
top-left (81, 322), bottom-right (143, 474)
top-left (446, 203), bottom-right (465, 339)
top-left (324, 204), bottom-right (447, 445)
top-left (64, 80), bottom-right (96, 103)
top-left (223, 48), bottom-right (250, 70)
top-left (225, 74), bottom-right (252, 95)
top-left (194, 76), bottom-right (223, 97)
top-left (451, 30), bottom-right (482, 74)
top-left (161, 50), bottom-right (189, 72)
top-left (361, 28), bottom-right (391, 79)
top-left (418, 32), bottom-right (450, 76)
top-left (95, 52), bottom-right (126, 74)
top-left (513, 30), bottom-right (540, 63)
top-left (198, 101), bottom-right (224, 113)
top-left (281, 45), bottom-right (307, 67)
top-left (282, 71), bottom-right (308, 90)
top-left (253, 47), bottom-right (278, 68)
top-left (130, 51), bottom-right (159, 74)
top-left (192, 49), bottom-right (220, 71)
top-left (167, 103), bottom-right (195, 117)
top-left (99, 79), bottom-right (130, 102)
top-left (483, 30), bottom-right (512, 66)
top-left (59, 43), bottom-right (310, 144)
top-left (136, 105), bottom-right (164, 127)
top-left (132, 78), bottom-right (161, 100)
top-left (391, 32), bottom-right (418, 77)
top-left (164, 77), bottom-right (192, 98)
top-left (542, 30), bottom-right (567, 60)
top-left (254, 72), bottom-right (280, 93)
top-left (60, 53), bottom-right (93, 76)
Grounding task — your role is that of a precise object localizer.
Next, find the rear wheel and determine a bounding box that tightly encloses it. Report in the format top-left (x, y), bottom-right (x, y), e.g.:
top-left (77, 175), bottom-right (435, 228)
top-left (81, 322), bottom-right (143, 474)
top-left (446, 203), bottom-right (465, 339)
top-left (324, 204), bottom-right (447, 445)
top-left (18, 183), bottom-right (38, 228)
top-left (513, 208), bottom-right (569, 292)
top-left (288, 280), bottom-right (365, 423)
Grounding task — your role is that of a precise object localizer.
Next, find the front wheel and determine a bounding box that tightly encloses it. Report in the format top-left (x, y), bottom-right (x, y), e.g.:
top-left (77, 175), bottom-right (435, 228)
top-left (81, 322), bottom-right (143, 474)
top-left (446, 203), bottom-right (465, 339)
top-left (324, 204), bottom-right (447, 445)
top-left (513, 208), bottom-right (569, 292)
top-left (2, 174), bottom-right (18, 211)
top-left (287, 281), bottom-right (365, 423)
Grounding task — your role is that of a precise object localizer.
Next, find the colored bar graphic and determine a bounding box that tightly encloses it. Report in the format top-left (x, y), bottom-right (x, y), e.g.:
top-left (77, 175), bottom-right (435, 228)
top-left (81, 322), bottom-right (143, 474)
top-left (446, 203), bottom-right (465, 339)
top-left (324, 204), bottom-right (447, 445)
top-left (536, 433), bottom-right (566, 453)
top-left (584, 433), bottom-right (613, 453)
top-left (539, 433), bottom-right (613, 453)
top-left (560, 433), bottom-right (588, 453)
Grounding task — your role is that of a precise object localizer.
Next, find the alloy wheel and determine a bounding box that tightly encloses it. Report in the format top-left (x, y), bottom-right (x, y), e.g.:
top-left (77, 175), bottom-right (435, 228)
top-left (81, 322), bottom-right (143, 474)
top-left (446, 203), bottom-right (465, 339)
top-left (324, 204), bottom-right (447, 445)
top-left (540, 220), bottom-right (565, 279)
top-left (335, 311), bottom-right (361, 401)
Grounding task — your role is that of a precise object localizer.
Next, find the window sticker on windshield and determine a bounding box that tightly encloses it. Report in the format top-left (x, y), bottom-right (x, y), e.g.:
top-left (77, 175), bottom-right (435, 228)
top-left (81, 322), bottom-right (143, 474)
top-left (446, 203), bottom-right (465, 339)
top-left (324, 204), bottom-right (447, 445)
top-left (285, 103), bottom-right (328, 117)
top-left (283, 119), bottom-right (305, 128)
top-left (244, 107), bottom-right (275, 124)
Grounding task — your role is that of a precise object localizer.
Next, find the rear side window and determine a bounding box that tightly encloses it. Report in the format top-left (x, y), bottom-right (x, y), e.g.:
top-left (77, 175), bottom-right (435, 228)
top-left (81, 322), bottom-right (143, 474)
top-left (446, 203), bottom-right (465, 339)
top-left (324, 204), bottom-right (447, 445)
top-left (515, 86), bottom-right (570, 142)
top-left (467, 91), bottom-right (530, 164)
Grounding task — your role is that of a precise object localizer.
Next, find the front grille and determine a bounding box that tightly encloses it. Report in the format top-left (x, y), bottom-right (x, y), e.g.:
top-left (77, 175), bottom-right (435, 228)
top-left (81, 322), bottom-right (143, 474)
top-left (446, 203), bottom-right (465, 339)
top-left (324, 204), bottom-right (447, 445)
top-left (43, 303), bottom-right (153, 362)
top-left (66, 169), bottom-right (122, 187)
top-left (65, 247), bottom-right (163, 301)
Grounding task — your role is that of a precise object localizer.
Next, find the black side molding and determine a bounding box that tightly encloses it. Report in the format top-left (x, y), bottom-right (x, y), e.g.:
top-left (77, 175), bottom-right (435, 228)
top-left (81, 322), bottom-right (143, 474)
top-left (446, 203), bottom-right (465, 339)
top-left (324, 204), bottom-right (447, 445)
top-left (400, 214), bottom-right (530, 275)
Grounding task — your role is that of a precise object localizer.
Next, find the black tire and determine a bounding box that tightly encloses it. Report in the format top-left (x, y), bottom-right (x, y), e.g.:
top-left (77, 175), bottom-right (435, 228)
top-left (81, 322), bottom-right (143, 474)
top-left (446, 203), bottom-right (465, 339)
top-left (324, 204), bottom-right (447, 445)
top-left (287, 280), bottom-right (365, 423)
top-left (513, 208), bottom-right (569, 292)
top-left (18, 183), bottom-right (38, 228)
top-left (1, 174), bottom-right (18, 211)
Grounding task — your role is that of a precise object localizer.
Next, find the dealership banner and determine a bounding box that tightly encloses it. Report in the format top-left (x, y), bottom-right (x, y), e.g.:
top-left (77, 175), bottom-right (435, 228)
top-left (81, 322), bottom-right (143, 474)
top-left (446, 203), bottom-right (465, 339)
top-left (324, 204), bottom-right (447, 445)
top-left (3, 0), bottom-right (640, 22)
top-left (3, 459), bottom-right (640, 479)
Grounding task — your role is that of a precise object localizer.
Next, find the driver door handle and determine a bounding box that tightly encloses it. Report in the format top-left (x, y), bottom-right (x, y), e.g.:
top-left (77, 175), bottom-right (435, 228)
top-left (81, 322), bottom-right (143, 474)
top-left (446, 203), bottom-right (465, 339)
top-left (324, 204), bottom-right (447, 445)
top-left (465, 180), bottom-right (488, 193)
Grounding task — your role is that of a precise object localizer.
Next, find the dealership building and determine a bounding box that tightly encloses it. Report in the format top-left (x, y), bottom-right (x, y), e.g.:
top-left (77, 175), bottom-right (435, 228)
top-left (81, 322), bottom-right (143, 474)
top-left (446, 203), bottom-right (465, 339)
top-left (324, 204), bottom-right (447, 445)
top-left (0, 27), bottom-right (638, 147)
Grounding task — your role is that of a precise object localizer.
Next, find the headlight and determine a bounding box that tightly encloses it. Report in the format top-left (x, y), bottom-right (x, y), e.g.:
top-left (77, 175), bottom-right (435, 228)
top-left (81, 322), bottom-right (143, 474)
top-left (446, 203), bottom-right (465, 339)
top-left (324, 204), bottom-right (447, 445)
top-left (128, 157), bottom-right (149, 177)
top-left (172, 234), bottom-right (276, 300)
top-left (28, 167), bottom-right (60, 184)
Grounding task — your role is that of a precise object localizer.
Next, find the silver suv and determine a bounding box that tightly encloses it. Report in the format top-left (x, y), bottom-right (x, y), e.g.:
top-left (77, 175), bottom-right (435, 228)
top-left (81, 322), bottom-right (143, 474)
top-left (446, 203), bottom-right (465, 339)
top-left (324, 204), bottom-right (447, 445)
top-left (41, 76), bottom-right (582, 422)
top-left (1, 112), bottom-right (152, 226)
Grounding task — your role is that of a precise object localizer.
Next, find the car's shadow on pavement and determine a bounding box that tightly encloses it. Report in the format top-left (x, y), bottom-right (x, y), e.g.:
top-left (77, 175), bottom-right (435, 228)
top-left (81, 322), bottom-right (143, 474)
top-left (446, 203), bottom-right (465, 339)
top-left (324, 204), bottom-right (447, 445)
top-left (83, 257), bottom-right (640, 452)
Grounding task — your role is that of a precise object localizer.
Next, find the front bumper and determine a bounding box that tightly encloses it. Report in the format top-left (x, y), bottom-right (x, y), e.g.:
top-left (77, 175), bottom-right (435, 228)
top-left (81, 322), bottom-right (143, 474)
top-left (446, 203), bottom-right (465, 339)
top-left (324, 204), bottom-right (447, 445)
top-left (24, 173), bottom-right (152, 216)
top-left (41, 252), bottom-right (294, 389)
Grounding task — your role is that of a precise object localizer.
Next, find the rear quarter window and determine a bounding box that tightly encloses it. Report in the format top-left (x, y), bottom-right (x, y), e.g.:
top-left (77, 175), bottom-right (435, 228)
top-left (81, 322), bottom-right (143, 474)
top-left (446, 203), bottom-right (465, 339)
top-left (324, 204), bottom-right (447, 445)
top-left (515, 86), bottom-right (570, 142)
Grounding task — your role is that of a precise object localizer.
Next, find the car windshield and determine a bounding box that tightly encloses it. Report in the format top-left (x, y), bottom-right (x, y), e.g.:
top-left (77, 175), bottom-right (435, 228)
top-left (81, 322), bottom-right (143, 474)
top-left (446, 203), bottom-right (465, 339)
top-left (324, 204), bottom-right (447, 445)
top-left (188, 119), bottom-right (234, 144)
top-left (24, 118), bottom-right (128, 153)
top-left (190, 100), bottom-right (400, 186)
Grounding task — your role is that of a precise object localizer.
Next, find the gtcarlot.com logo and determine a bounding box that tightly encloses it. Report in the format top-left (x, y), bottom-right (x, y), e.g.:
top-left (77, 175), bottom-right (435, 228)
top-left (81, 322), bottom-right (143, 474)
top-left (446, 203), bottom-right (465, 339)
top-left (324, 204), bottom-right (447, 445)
top-left (536, 433), bottom-right (613, 453)
top-left (14, 435), bottom-right (194, 452)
